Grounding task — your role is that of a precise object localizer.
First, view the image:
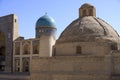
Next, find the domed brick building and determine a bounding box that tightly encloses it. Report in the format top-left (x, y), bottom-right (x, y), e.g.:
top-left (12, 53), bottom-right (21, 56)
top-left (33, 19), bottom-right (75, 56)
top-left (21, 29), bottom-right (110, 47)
top-left (30, 3), bottom-right (120, 80)
top-left (0, 3), bottom-right (120, 80)
top-left (55, 3), bottom-right (119, 56)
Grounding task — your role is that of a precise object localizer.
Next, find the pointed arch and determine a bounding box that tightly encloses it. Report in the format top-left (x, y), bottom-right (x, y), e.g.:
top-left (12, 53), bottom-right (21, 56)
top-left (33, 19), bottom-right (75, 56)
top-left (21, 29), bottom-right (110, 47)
top-left (23, 43), bottom-right (30, 55)
top-left (15, 46), bottom-right (20, 55)
top-left (33, 44), bottom-right (39, 54)
top-left (22, 58), bottom-right (29, 72)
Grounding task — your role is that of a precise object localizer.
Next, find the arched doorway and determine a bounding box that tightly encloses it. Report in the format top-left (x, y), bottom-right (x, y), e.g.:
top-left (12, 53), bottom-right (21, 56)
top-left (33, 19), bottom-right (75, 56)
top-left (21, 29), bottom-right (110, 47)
top-left (22, 58), bottom-right (29, 72)
top-left (0, 31), bottom-right (6, 71)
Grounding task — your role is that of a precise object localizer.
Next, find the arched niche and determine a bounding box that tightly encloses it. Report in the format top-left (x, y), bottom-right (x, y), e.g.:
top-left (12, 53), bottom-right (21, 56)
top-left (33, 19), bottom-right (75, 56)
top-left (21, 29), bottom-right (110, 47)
top-left (0, 31), bottom-right (6, 71)
top-left (33, 44), bottom-right (39, 54)
top-left (23, 44), bottom-right (30, 55)
top-left (22, 58), bottom-right (29, 72)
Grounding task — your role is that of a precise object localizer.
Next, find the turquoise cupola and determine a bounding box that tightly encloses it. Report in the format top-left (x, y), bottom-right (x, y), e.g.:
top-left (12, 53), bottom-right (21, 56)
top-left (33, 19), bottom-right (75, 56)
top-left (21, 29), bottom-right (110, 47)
top-left (36, 14), bottom-right (56, 28)
top-left (35, 14), bottom-right (57, 38)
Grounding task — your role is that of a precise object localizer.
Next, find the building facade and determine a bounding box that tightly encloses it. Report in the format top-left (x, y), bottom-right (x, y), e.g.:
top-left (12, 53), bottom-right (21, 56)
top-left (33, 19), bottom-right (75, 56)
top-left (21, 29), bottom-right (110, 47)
top-left (13, 14), bottom-right (57, 72)
top-left (0, 3), bottom-right (120, 80)
top-left (0, 14), bottom-right (19, 72)
top-left (30, 3), bottom-right (120, 80)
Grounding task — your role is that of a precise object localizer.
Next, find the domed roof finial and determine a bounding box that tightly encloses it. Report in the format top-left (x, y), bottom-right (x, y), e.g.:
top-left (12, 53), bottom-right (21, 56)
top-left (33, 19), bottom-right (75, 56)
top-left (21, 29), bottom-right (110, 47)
top-left (79, 3), bottom-right (96, 17)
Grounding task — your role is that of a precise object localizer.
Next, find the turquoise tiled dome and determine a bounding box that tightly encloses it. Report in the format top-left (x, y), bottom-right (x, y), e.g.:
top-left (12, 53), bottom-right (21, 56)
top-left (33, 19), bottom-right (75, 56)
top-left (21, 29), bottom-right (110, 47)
top-left (36, 14), bottom-right (56, 28)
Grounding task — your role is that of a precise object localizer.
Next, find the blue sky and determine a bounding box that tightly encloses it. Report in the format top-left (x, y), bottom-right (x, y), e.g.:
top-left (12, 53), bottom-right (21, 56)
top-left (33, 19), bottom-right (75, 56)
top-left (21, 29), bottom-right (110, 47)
top-left (0, 0), bottom-right (120, 39)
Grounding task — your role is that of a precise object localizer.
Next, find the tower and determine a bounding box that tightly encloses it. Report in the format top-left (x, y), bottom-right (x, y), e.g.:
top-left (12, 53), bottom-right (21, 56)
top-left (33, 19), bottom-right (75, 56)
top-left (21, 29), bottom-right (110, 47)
top-left (35, 14), bottom-right (57, 57)
top-left (0, 14), bottom-right (19, 72)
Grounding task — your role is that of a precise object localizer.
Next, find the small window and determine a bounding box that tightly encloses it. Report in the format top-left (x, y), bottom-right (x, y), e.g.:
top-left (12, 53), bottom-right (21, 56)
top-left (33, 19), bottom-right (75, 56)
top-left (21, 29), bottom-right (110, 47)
top-left (15, 19), bottom-right (17, 23)
top-left (111, 44), bottom-right (118, 50)
top-left (76, 46), bottom-right (82, 54)
top-left (89, 9), bottom-right (93, 16)
top-left (82, 9), bottom-right (87, 16)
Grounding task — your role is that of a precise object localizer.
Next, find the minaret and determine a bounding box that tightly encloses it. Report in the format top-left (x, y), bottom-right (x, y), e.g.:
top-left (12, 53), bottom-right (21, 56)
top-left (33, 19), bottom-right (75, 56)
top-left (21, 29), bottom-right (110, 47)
top-left (35, 14), bottom-right (57, 57)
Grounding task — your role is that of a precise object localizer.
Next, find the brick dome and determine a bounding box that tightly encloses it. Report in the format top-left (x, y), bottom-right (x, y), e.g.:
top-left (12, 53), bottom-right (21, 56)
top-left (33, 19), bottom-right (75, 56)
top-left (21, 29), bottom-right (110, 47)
top-left (57, 3), bottom-right (119, 43)
top-left (57, 16), bottom-right (119, 43)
